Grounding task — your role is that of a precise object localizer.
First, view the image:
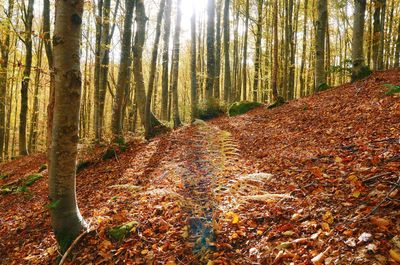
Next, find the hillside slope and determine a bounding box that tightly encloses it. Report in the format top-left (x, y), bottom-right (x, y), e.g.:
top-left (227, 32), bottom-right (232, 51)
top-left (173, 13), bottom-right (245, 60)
top-left (0, 70), bottom-right (399, 264)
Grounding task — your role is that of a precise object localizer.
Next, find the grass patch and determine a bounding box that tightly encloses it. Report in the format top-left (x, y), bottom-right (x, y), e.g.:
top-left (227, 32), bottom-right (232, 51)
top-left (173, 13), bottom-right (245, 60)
top-left (228, 101), bottom-right (262, 117)
top-left (384, 84), bottom-right (400, 95)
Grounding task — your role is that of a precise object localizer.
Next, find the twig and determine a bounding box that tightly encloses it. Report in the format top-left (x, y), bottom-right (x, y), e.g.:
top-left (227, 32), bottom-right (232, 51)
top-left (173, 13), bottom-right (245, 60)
top-left (362, 172), bottom-right (392, 184)
top-left (364, 176), bottom-right (400, 219)
top-left (59, 229), bottom-right (91, 265)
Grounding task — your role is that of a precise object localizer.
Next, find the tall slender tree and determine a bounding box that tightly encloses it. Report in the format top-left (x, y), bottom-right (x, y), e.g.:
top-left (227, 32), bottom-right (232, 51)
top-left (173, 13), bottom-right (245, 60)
top-left (253, 0), bottom-right (263, 102)
top-left (111, 0), bottom-right (134, 142)
top-left (206, 0), bottom-right (216, 102)
top-left (0, 0), bottom-right (14, 160)
top-left (352, 0), bottom-right (369, 81)
top-left (161, 0), bottom-right (172, 120)
top-left (223, 0), bottom-right (232, 102)
top-left (171, 0), bottom-right (182, 128)
top-left (315, 0), bottom-right (328, 91)
top-left (191, 4), bottom-right (198, 120)
top-left (242, 0), bottom-right (249, 101)
top-left (49, 0), bottom-right (87, 253)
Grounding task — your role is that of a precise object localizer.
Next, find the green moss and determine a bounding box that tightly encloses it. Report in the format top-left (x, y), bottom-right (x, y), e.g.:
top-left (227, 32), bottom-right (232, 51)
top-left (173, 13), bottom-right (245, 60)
top-left (196, 100), bottom-right (226, 120)
top-left (268, 96), bottom-right (286, 109)
top-left (108, 221), bottom-right (139, 241)
top-left (102, 147), bottom-right (117, 161)
top-left (76, 160), bottom-right (92, 173)
top-left (24, 174), bottom-right (43, 186)
top-left (384, 84), bottom-right (400, 95)
top-left (228, 101), bottom-right (262, 117)
top-left (38, 164), bottom-right (47, 173)
top-left (318, 83), bottom-right (330, 91)
top-left (0, 173), bottom-right (9, 180)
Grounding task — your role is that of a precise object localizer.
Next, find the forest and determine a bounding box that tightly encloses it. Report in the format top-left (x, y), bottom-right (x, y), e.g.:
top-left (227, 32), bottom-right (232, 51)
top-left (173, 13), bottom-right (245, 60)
top-left (0, 0), bottom-right (399, 264)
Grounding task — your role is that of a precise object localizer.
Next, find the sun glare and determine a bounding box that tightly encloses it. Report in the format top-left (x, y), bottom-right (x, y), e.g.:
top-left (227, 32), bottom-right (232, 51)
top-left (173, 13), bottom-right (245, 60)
top-left (180, 0), bottom-right (207, 18)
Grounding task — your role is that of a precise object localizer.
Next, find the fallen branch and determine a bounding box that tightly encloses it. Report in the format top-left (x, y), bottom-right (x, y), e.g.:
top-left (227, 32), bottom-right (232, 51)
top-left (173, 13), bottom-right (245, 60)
top-left (362, 172), bottom-right (393, 184)
top-left (59, 229), bottom-right (92, 265)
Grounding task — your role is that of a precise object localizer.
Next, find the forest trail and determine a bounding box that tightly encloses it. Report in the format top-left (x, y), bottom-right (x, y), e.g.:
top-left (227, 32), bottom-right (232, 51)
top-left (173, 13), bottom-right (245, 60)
top-left (0, 70), bottom-right (399, 264)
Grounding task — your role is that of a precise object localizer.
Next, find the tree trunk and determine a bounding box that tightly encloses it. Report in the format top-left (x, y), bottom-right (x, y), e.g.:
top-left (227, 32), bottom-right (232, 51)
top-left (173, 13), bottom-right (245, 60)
top-left (206, 0), bottom-right (216, 101)
top-left (161, 0), bottom-right (172, 120)
top-left (395, 19), bottom-right (400, 67)
top-left (315, 0), bottom-right (328, 91)
top-left (253, 0), bottom-right (263, 102)
top-left (111, 0), bottom-right (134, 142)
top-left (377, 0), bottom-right (386, 70)
top-left (28, 38), bottom-right (43, 153)
top-left (49, 0), bottom-right (87, 253)
top-left (145, 0), bottom-right (166, 139)
top-left (214, 0), bottom-right (222, 99)
top-left (352, 0), bottom-right (368, 81)
top-left (43, 0), bottom-right (55, 166)
top-left (299, 0), bottom-right (308, 97)
top-left (19, 0), bottom-right (35, 156)
top-left (372, 0), bottom-right (382, 70)
top-left (271, 0), bottom-right (280, 101)
top-left (288, 0), bottom-right (295, 100)
top-left (0, 0), bottom-right (14, 161)
top-left (191, 5), bottom-right (198, 121)
top-left (223, 0), bottom-right (232, 103)
top-left (242, 0), bottom-right (249, 101)
top-left (171, 0), bottom-right (182, 128)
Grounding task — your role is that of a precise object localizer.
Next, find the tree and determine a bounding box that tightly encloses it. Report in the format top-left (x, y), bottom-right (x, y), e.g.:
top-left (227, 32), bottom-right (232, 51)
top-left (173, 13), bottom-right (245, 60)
top-left (0, 0), bottom-right (14, 161)
top-left (395, 19), bottom-right (400, 68)
top-left (215, 0), bottom-right (222, 99)
top-left (161, 0), bottom-right (172, 120)
top-left (253, 0), bottom-right (263, 102)
top-left (191, 4), bottom-right (198, 121)
top-left (49, 0), bottom-right (87, 253)
top-left (315, 0), bottom-right (328, 91)
top-left (206, 0), bottom-right (216, 101)
top-left (223, 0), bottom-right (231, 102)
top-left (111, 0), bottom-right (134, 142)
top-left (171, 0), bottom-right (182, 128)
top-left (352, 0), bottom-right (369, 81)
top-left (299, 0), bottom-right (309, 97)
top-left (271, 0), bottom-right (280, 102)
top-left (19, 0), bottom-right (35, 156)
top-left (372, 0), bottom-right (382, 70)
top-left (145, 0), bottom-right (166, 139)
top-left (242, 0), bottom-right (249, 101)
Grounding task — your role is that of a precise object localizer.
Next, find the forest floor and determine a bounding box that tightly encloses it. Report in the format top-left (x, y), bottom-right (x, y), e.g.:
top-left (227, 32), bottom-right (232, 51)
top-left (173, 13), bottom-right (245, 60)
top-left (0, 69), bottom-right (400, 265)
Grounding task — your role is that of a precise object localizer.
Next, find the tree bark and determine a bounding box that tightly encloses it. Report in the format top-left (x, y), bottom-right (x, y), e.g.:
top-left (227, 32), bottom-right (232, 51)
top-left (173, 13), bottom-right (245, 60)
top-left (19, 0), bottom-right (35, 156)
top-left (223, 0), bottom-right (231, 103)
top-left (299, 0), bottom-right (308, 97)
top-left (191, 5), bottom-right (198, 121)
top-left (0, 0), bottom-right (14, 161)
top-left (145, 0), bottom-right (166, 139)
top-left (161, 0), bottom-right (172, 120)
top-left (215, 0), bottom-right (222, 99)
top-left (315, 0), bottom-right (328, 91)
top-left (395, 19), bottom-right (400, 68)
top-left (206, 0), bottom-right (216, 101)
top-left (372, 0), bottom-right (382, 70)
top-left (49, 0), bottom-right (87, 253)
top-left (171, 0), bottom-right (182, 128)
top-left (111, 0), bottom-right (134, 142)
top-left (242, 0), bottom-right (249, 101)
top-left (253, 0), bottom-right (263, 102)
top-left (352, 0), bottom-right (368, 81)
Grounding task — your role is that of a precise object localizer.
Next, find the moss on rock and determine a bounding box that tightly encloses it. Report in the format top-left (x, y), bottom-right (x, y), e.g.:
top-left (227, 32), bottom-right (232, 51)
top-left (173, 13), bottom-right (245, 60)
top-left (228, 101), bottom-right (262, 117)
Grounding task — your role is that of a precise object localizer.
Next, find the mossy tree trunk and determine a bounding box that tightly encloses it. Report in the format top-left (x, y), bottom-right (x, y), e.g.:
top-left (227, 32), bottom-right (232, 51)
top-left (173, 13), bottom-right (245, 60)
top-left (49, 0), bottom-right (87, 253)
top-left (161, 0), bottom-right (172, 120)
top-left (206, 0), bottom-right (216, 102)
top-left (223, 0), bottom-right (231, 103)
top-left (171, 0), bottom-right (182, 128)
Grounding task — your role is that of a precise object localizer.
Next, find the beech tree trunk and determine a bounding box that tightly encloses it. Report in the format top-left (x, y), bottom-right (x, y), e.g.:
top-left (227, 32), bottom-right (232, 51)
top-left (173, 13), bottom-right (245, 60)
top-left (191, 5), bottom-right (198, 120)
top-left (299, 0), bottom-right (308, 97)
top-left (223, 0), bottom-right (232, 102)
top-left (171, 0), bottom-right (182, 128)
top-left (372, 0), bottom-right (382, 70)
top-left (145, 0), bottom-right (166, 139)
top-left (253, 0), bottom-right (263, 102)
top-left (49, 0), bottom-right (87, 253)
top-left (315, 0), bottom-right (328, 91)
top-left (271, 0), bottom-right (280, 101)
top-left (0, 0), bottom-right (14, 161)
top-left (242, 0), bottom-right (249, 101)
top-left (395, 19), bottom-right (400, 68)
top-left (161, 0), bottom-right (172, 120)
top-left (352, 0), bottom-right (368, 81)
top-left (111, 0), bottom-right (134, 142)
top-left (215, 0), bottom-right (222, 99)
top-left (19, 0), bottom-right (35, 156)
top-left (206, 0), bottom-right (216, 101)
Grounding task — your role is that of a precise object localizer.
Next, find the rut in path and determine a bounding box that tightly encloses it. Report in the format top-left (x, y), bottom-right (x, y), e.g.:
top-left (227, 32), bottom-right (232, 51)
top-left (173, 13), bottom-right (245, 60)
top-left (178, 122), bottom-right (241, 262)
